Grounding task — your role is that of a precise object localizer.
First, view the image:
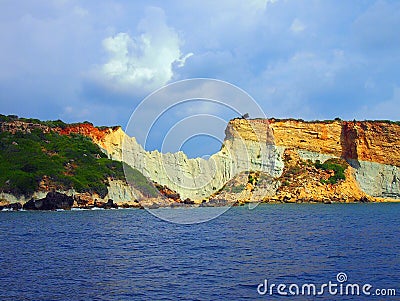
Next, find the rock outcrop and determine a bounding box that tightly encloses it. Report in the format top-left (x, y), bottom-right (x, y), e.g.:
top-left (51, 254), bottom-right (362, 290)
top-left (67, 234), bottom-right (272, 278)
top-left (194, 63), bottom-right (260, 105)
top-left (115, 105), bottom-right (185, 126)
top-left (0, 120), bottom-right (53, 134)
top-left (23, 192), bottom-right (74, 210)
top-left (0, 176), bottom-right (167, 210)
top-left (0, 200), bottom-right (22, 211)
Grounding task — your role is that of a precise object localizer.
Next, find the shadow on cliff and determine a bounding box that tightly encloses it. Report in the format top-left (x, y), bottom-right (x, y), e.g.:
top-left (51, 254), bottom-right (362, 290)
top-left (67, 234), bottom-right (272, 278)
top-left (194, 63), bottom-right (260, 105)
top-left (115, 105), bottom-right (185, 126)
top-left (340, 121), bottom-right (360, 168)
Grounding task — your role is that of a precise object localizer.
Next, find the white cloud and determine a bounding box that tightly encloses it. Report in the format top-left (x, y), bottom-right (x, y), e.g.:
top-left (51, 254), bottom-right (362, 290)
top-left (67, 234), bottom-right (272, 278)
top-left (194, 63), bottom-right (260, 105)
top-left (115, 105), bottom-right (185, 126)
top-left (175, 53), bottom-right (194, 68)
top-left (290, 18), bottom-right (305, 33)
top-left (2, 0), bottom-right (400, 129)
top-left (98, 7), bottom-right (192, 94)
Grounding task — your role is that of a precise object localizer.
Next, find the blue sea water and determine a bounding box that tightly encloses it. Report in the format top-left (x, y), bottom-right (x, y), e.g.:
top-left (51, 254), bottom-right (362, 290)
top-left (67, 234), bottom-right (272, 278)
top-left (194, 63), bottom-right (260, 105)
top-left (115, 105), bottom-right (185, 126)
top-left (0, 204), bottom-right (399, 300)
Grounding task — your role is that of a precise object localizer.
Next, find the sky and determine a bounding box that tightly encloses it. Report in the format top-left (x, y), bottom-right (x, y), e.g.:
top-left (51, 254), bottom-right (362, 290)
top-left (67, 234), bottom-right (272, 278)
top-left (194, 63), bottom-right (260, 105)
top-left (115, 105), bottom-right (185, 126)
top-left (1, 0), bottom-right (399, 155)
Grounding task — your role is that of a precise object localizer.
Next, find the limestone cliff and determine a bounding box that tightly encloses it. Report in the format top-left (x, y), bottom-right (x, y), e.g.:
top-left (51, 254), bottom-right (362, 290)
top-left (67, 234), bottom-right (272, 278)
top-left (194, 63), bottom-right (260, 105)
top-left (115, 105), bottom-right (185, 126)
top-left (267, 119), bottom-right (400, 199)
top-left (95, 118), bottom-right (399, 202)
top-left (267, 118), bottom-right (400, 166)
top-left (93, 123), bottom-right (283, 201)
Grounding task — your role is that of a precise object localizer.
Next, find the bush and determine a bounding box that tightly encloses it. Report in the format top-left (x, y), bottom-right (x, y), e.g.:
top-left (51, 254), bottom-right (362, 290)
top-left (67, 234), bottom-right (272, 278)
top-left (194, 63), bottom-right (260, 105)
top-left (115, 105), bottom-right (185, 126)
top-left (287, 166), bottom-right (301, 175)
top-left (4, 171), bottom-right (37, 197)
top-left (248, 174), bottom-right (255, 185)
top-left (124, 163), bottom-right (158, 197)
top-left (0, 130), bottom-right (127, 197)
top-left (0, 116), bottom-right (157, 198)
top-left (315, 158), bottom-right (347, 184)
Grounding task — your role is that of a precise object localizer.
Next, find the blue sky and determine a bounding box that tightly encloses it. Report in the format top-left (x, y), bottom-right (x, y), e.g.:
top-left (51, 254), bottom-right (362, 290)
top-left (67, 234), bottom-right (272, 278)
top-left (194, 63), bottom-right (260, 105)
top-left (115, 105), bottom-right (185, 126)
top-left (1, 0), bottom-right (399, 155)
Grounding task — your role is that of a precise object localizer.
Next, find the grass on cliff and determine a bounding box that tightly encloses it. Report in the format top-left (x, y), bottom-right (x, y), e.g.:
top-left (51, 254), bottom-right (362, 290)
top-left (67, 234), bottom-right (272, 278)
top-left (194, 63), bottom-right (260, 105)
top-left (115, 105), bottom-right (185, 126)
top-left (0, 114), bottom-right (69, 128)
top-left (123, 163), bottom-right (158, 197)
top-left (0, 130), bottom-right (126, 197)
top-left (315, 158), bottom-right (347, 184)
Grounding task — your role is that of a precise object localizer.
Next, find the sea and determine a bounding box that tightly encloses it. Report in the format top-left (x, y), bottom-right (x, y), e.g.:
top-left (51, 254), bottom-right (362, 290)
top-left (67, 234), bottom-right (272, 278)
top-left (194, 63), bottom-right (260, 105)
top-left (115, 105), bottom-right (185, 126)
top-left (0, 204), bottom-right (399, 300)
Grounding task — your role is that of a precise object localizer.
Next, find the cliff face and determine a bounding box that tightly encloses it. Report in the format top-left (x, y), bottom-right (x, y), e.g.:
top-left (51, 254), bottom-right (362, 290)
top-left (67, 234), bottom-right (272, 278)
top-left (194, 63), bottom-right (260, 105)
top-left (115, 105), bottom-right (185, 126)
top-left (209, 149), bottom-right (371, 204)
top-left (96, 118), bottom-right (399, 201)
top-left (342, 121), bottom-right (400, 166)
top-left (0, 117), bottom-right (164, 207)
top-left (267, 119), bottom-right (400, 167)
top-left (266, 119), bottom-right (400, 198)
top-left (96, 126), bottom-right (283, 201)
top-left (57, 123), bottom-right (121, 150)
top-left (1, 116), bottom-right (399, 204)
top-left (268, 119), bottom-right (343, 156)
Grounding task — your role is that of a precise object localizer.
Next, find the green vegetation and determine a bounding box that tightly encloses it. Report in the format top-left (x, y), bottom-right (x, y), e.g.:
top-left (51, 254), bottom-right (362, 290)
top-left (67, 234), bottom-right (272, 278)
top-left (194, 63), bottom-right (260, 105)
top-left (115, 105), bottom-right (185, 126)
top-left (230, 184), bottom-right (245, 193)
top-left (261, 116), bottom-right (400, 125)
top-left (123, 163), bottom-right (158, 197)
top-left (0, 114), bottom-right (22, 123)
top-left (0, 129), bottom-right (126, 197)
top-left (315, 158), bottom-right (347, 184)
top-left (370, 120), bottom-right (400, 126)
top-left (248, 173), bottom-right (258, 186)
top-left (221, 182), bottom-right (245, 194)
top-left (0, 114), bottom-right (68, 128)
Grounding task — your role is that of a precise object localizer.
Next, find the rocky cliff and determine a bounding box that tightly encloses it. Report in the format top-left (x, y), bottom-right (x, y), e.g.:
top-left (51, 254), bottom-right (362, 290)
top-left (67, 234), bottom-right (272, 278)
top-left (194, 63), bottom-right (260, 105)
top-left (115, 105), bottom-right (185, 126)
top-left (1, 115), bottom-right (399, 207)
top-left (95, 118), bottom-right (400, 202)
top-left (267, 118), bottom-right (400, 166)
top-left (0, 178), bottom-right (143, 208)
top-left (267, 119), bottom-right (400, 199)
top-left (91, 122), bottom-right (283, 201)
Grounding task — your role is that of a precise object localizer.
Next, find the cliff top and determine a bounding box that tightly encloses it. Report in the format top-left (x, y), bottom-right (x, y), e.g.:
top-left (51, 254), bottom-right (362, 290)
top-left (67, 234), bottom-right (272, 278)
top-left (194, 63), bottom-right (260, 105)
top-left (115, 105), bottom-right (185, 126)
top-left (2, 114), bottom-right (400, 167)
top-left (228, 118), bottom-right (400, 167)
top-left (2, 113), bottom-right (399, 134)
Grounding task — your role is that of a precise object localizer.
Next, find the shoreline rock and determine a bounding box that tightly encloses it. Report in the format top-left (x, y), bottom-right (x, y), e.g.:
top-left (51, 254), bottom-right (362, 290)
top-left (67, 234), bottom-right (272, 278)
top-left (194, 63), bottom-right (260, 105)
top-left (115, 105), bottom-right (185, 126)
top-left (23, 192), bottom-right (74, 210)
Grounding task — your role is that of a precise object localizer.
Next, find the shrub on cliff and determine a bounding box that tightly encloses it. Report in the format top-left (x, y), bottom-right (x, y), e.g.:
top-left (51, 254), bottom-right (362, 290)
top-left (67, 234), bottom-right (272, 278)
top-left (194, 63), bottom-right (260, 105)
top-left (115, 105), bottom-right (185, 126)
top-left (123, 163), bottom-right (158, 197)
top-left (0, 130), bottom-right (126, 197)
top-left (315, 158), bottom-right (347, 184)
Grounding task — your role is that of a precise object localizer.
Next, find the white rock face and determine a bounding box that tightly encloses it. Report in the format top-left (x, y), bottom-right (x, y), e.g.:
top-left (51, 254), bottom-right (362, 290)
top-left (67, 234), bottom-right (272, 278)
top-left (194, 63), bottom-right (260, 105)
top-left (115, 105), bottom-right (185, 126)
top-left (296, 149), bottom-right (400, 199)
top-left (0, 192), bottom-right (35, 204)
top-left (100, 128), bottom-right (284, 201)
top-left (348, 160), bottom-right (400, 198)
top-left (106, 179), bottom-right (144, 204)
top-left (0, 179), bottom-right (140, 205)
top-left (296, 149), bottom-right (337, 163)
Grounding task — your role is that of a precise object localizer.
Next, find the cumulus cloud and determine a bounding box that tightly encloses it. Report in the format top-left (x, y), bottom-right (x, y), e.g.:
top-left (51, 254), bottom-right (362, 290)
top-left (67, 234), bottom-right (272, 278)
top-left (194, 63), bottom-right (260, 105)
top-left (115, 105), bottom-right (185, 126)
top-left (95, 7), bottom-right (192, 95)
top-left (2, 0), bottom-right (400, 130)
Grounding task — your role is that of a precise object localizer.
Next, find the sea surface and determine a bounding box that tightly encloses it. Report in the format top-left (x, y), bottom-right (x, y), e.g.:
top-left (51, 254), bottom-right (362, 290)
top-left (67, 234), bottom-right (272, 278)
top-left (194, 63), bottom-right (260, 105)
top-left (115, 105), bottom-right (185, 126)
top-left (0, 204), bottom-right (399, 300)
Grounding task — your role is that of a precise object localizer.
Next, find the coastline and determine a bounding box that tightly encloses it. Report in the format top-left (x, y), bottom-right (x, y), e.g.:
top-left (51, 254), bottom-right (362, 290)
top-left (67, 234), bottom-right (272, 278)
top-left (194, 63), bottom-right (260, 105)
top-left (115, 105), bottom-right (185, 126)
top-left (2, 197), bottom-right (399, 212)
